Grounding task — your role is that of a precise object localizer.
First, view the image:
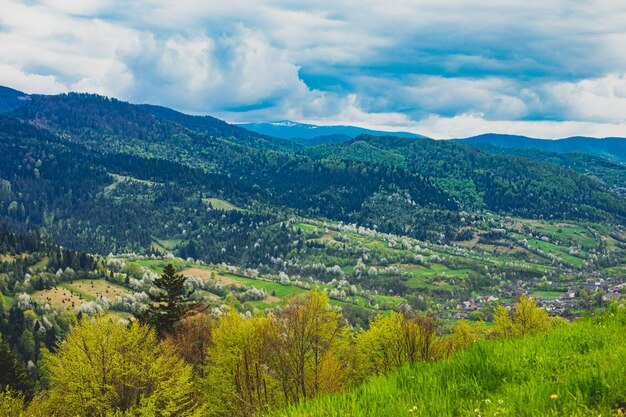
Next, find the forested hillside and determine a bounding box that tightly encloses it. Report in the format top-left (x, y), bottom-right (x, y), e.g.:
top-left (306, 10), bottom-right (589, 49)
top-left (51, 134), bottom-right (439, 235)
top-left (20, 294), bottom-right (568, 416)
top-left (304, 135), bottom-right (626, 221)
top-left (466, 142), bottom-right (626, 195)
top-left (6, 93), bottom-right (626, 229)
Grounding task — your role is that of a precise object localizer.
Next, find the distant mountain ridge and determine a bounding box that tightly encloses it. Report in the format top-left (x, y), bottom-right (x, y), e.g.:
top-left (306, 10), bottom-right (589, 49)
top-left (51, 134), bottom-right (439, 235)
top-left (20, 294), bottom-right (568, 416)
top-left (237, 120), bottom-right (426, 145)
top-left (138, 104), bottom-right (299, 151)
top-left (456, 133), bottom-right (626, 163)
top-left (0, 86), bottom-right (31, 113)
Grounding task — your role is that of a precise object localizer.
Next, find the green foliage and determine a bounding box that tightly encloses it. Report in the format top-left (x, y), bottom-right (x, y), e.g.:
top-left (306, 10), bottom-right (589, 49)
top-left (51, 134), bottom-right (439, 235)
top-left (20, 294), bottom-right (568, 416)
top-left (0, 389), bottom-right (26, 417)
top-left (42, 317), bottom-right (201, 417)
top-left (0, 334), bottom-right (32, 395)
top-left (203, 309), bottom-right (278, 417)
top-left (140, 264), bottom-right (197, 336)
top-left (272, 306), bottom-right (626, 417)
top-left (469, 141), bottom-right (626, 188)
top-left (356, 312), bottom-right (442, 377)
top-left (493, 295), bottom-right (551, 338)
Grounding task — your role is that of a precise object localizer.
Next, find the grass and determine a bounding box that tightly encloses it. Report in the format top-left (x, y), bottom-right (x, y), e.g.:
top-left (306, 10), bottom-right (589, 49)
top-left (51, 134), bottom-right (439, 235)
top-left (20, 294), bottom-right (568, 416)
top-left (31, 256), bottom-right (49, 271)
top-left (527, 221), bottom-right (599, 249)
top-left (151, 237), bottom-right (182, 253)
top-left (403, 264), bottom-right (472, 290)
top-left (272, 308), bottom-right (626, 417)
top-left (294, 223), bottom-right (319, 232)
top-left (104, 173), bottom-right (160, 196)
top-left (532, 290), bottom-right (566, 299)
top-left (33, 286), bottom-right (86, 308)
top-left (222, 273), bottom-right (308, 299)
top-left (63, 279), bottom-right (131, 300)
top-left (203, 197), bottom-right (243, 212)
top-left (182, 267), bottom-right (308, 302)
top-left (33, 280), bottom-right (131, 310)
top-left (527, 238), bottom-right (586, 267)
top-left (180, 266), bottom-right (396, 312)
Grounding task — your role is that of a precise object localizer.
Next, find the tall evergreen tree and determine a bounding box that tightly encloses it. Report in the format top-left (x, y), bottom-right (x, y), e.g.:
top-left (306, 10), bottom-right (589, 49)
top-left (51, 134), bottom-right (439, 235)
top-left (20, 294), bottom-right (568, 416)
top-left (0, 334), bottom-right (32, 396)
top-left (140, 264), bottom-right (197, 336)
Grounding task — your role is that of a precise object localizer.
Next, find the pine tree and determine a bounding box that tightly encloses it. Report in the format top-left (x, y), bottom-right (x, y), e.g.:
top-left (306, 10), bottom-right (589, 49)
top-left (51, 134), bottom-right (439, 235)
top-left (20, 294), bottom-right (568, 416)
top-left (140, 264), bottom-right (197, 336)
top-left (0, 334), bottom-right (33, 396)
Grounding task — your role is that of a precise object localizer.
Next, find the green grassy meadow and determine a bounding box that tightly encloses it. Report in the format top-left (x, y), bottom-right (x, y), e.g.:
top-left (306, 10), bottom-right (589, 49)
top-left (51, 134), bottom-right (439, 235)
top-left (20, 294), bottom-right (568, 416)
top-left (272, 307), bottom-right (626, 417)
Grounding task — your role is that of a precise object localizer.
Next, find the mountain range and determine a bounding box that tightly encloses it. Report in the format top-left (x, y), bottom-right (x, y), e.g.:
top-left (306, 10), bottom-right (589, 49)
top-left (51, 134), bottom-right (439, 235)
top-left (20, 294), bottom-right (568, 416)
top-left (237, 120), bottom-right (425, 146)
top-left (2, 86), bottom-right (625, 162)
top-left (0, 86), bottom-right (623, 258)
top-left (455, 133), bottom-right (626, 163)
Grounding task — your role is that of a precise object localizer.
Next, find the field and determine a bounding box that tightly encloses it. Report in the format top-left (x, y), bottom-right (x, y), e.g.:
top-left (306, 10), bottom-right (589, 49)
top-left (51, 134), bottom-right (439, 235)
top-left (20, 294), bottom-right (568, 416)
top-left (104, 173), bottom-right (160, 196)
top-left (523, 221), bottom-right (599, 249)
top-left (181, 266), bottom-right (311, 308)
top-left (151, 237), bottom-right (182, 254)
top-left (178, 265), bottom-right (402, 311)
top-left (274, 309), bottom-right (626, 417)
top-left (32, 279), bottom-right (131, 309)
top-left (202, 197), bottom-right (243, 211)
top-left (526, 238), bottom-right (586, 267)
top-left (62, 279), bottom-right (131, 300)
top-left (32, 287), bottom-right (85, 308)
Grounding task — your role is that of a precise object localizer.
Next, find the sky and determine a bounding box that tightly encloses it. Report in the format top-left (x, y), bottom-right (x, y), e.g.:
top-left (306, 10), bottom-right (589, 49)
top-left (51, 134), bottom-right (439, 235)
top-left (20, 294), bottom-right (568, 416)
top-left (2, 1), bottom-right (626, 138)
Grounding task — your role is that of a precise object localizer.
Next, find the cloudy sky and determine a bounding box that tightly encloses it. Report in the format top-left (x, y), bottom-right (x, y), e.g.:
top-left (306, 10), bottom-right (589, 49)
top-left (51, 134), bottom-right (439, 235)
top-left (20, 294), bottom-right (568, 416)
top-left (2, 0), bottom-right (626, 138)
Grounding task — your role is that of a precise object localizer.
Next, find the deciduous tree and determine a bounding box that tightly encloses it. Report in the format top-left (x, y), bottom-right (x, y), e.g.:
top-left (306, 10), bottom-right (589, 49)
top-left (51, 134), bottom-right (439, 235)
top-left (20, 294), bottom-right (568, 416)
top-left (494, 294), bottom-right (550, 338)
top-left (42, 317), bottom-right (200, 417)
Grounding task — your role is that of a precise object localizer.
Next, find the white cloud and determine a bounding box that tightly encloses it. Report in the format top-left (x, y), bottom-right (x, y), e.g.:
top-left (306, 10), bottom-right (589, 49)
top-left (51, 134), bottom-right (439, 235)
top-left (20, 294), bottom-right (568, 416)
top-left (0, 64), bottom-right (67, 94)
top-left (412, 114), bottom-right (626, 139)
top-left (2, 0), bottom-right (626, 137)
top-left (540, 74), bottom-right (626, 124)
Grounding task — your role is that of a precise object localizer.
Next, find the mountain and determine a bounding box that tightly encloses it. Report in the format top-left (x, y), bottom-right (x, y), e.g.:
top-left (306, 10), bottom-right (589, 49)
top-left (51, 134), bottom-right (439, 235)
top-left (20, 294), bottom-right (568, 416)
top-left (469, 143), bottom-right (626, 196)
top-left (237, 120), bottom-right (426, 145)
top-left (2, 90), bottom-right (625, 253)
top-left (0, 86), bottom-right (31, 114)
top-left (456, 133), bottom-right (626, 163)
top-left (138, 104), bottom-right (300, 151)
top-left (302, 135), bottom-right (626, 221)
top-left (9, 92), bottom-right (277, 172)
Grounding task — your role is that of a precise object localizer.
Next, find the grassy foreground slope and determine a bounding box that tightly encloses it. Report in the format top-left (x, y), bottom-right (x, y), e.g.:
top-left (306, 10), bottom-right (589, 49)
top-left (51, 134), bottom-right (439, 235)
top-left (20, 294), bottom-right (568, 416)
top-left (274, 306), bottom-right (626, 417)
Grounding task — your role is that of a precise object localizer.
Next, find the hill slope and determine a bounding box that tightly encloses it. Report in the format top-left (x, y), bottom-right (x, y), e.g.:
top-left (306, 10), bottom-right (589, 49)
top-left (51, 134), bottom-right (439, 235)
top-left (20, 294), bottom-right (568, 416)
top-left (3, 91), bottom-right (626, 247)
top-left (0, 86), bottom-right (31, 114)
top-left (470, 142), bottom-right (626, 195)
top-left (304, 135), bottom-right (626, 222)
top-left (275, 308), bottom-right (626, 417)
top-left (138, 104), bottom-right (300, 151)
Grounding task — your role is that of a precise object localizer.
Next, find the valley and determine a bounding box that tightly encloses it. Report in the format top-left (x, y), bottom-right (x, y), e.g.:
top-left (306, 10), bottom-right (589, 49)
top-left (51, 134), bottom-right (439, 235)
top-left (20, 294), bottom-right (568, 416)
top-left (0, 88), bottom-right (624, 417)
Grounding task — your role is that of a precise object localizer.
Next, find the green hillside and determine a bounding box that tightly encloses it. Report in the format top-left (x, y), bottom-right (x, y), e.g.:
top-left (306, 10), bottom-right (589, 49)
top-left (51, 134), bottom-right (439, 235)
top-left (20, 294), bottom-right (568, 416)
top-left (274, 305), bottom-right (626, 417)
